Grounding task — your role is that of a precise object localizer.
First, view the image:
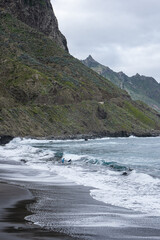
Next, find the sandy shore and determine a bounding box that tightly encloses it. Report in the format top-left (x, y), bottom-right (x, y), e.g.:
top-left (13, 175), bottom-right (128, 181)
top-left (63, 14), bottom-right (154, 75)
top-left (1, 182), bottom-right (160, 240)
top-left (0, 182), bottom-right (77, 240)
top-left (27, 183), bottom-right (160, 240)
top-left (0, 182), bottom-right (33, 240)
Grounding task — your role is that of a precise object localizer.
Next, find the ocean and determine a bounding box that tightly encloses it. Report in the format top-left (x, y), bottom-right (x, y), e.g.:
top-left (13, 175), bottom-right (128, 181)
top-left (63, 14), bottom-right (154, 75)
top-left (0, 136), bottom-right (160, 239)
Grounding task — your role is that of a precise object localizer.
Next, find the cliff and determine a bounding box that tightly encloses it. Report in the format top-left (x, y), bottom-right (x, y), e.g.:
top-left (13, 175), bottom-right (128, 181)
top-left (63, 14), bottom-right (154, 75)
top-left (0, 2), bottom-right (160, 138)
top-left (0, 0), bottom-right (68, 51)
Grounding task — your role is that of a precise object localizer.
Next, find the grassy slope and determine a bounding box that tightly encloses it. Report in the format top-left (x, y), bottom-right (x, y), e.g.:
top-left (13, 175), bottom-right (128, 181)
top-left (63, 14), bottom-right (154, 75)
top-left (125, 75), bottom-right (160, 112)
top-left (0, 10), bottom-right (160, 137)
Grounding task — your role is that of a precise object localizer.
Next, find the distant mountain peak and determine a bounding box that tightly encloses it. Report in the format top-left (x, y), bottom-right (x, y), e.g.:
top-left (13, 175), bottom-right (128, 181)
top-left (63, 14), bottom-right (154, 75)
top-left (135, 73), bottom-right (141, 77)
top-left (82, 55), bottom-right (99, 68)
top-left (87, 55), bottom-right (95, 60)
top-left (85, 55), bottom-right (97, 63)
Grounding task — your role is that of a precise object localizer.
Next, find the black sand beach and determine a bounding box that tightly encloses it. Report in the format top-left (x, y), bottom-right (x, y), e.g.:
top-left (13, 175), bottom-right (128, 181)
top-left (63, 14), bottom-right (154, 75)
top-left (1, 182), bottom-right (160, 240)
top-left (0, 183), bottom-right (33, 240)
top-left (0, 182), bottom-right (77, 240)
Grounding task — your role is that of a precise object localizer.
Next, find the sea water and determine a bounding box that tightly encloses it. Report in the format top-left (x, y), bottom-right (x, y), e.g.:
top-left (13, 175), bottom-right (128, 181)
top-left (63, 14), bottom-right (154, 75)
top-left (0, 136), bottom-right (160, 217)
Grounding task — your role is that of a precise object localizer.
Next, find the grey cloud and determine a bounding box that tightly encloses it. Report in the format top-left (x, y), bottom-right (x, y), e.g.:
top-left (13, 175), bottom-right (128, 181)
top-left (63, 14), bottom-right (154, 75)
top-left (52, 0), bottom-right (160, 81)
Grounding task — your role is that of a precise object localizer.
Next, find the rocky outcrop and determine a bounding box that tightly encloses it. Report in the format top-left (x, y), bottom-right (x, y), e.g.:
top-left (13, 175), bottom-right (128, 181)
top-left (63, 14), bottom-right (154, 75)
top-left (0, 0), bottom-right (68, 52)
top-left (0, 136), bottom-right (14, 145)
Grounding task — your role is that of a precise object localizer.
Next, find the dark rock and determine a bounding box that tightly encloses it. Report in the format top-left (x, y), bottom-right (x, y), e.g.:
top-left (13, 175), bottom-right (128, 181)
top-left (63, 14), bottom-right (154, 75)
top-left (97, 105), bottom-right (107, 119)
top-left (0, 0), bottom-right (68, 52)
top-left (128, 168), bottom-right (133, 172)
top-left (0, 135), bottom-right (14, 145)
top-left (120, 131), bottom-right (130, 137)
top-left (107, 131), bottom-right (130, 137)
top-left (20, 159), bottom-right (27, 163)
top-left (122, 172), bottom-right (128, 176)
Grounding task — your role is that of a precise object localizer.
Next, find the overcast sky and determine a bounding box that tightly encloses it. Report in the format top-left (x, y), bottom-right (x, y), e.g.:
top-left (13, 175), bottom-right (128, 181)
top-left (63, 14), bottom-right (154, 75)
top-left (52, 0), bottom-right (160, 82)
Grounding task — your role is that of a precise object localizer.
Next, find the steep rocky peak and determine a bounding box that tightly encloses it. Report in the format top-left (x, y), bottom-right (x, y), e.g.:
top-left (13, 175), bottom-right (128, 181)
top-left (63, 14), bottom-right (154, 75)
top-left (83, 56), bottom-right (112, 70)
top-left (135, 73), bottom-right (141, 77)
top-left (87, 55), bottom-right (95, 61)
top-left (0, 0), bottom-right (68, 52)
top-left (86, 55), bottom-right (97, 63)
top-left (81, 55), bottom-right (100, 68)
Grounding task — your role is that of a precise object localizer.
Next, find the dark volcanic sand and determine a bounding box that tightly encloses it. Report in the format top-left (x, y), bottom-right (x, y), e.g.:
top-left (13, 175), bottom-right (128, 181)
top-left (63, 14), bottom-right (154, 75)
top-left (1, 182), bottom-right (160, 240)
top-left (0, 183), bottom-right (33, 240)
top-left (26, 184), bottom-right (160, 240)
top-left (0, 183), bottom-right (78, 240)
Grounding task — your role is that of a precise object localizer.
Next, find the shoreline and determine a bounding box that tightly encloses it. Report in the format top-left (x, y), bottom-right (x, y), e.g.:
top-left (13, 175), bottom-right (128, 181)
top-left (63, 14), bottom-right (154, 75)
top-left (1, 137), bottom-right (160, 239)
top-left (44, 129), bottom-right (160, 140)
top-left (0, 182), bottom-right (76, 240)
top-left (0, 180), bottom-right (91, 240)
top-left (1, 129), bottom-right (160, 145)
top-left (0, 182), bottom-right (34, 240)
top-left (1, 181), bottom-right (160, 240)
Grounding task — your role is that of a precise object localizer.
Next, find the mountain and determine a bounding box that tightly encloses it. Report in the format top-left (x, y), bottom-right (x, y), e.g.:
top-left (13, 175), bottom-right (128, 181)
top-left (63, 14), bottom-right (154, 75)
top-left (0, 0), bottom-right (68, 52)
top-left (82, 55), bottom-right (160, 112)
top-left (0, 1), bottom-right (160, 138)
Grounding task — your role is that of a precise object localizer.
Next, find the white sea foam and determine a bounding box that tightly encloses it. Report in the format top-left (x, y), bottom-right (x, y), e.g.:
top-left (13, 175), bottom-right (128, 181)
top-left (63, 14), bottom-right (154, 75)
top-left (48, 163), bottom-right (160, 215)
top-left (1, 137), bottom-right (160, 216)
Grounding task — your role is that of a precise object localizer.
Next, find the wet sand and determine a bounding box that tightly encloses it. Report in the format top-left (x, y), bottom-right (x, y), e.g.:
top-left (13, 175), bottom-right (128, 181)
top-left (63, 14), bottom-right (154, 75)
top-left (1, 182), bottom-right (160, 240)
top-left (0, 182), bottom-right (77, 240)
top-left (0, 182), bottom-right (33, 240)
top-left (27, 183), bottom-right (160, 240)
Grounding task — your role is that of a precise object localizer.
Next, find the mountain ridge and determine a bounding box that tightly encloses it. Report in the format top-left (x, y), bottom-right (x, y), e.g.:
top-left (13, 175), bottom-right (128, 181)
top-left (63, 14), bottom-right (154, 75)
top-left (82, 55), bottom-right (160, 112)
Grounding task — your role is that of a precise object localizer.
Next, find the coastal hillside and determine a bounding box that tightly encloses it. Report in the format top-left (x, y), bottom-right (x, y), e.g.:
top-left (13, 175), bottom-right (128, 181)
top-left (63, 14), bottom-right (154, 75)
top-left (82, 55), bottom-right (160, 112)
top-left (0, 0), bottom-right (160, 137)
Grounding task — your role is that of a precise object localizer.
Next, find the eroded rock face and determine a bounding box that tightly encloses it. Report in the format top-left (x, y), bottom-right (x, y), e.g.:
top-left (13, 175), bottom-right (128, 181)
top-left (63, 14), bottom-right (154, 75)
top-left (0, 0), bottom-right (68, 51)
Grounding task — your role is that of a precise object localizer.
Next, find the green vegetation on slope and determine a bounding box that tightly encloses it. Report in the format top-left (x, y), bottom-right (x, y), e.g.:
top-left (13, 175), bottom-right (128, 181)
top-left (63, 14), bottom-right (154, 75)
top-left (0, 10), bottom-right (160, 137)
top-left (82, 56), bottom-right (160, 112)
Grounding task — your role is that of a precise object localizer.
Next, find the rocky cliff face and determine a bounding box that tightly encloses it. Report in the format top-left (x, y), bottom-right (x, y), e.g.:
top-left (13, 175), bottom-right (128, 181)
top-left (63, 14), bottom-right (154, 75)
top-left (0, 0), bottom-right (68, 52)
